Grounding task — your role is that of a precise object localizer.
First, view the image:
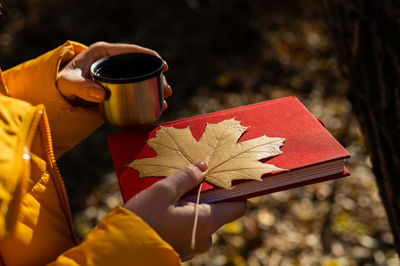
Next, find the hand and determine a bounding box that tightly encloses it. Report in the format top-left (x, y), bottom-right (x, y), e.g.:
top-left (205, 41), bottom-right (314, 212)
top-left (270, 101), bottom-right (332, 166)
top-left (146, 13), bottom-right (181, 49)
top-left (56, 41), bottom-right (172, 107)
top-left (124, 162), bottom-right (247, 261)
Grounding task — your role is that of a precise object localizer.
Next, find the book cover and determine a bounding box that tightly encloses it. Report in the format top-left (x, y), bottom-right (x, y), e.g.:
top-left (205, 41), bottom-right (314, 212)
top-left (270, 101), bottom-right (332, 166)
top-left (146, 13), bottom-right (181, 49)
top-left (108, 96), bottom-right (350, 203)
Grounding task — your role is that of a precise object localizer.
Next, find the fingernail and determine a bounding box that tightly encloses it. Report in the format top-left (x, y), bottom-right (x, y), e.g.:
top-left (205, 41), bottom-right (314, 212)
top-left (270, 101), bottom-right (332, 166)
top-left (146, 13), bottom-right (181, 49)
top-left (163, 60), bottom-right (169, 71)
top-left (88, 87), bottom-right (105, 101)
top-left (163, 100), bottom-right (168, 111)
top-left (194, 162), bottom-right (208, 172)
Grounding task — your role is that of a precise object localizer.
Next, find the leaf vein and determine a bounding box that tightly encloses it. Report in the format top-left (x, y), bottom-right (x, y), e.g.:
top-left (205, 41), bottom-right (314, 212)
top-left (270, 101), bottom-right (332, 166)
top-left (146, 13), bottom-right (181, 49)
top-left (165, 129), bottom-right (193, 164)
top-left (209, 139), bottom-right (283, 173)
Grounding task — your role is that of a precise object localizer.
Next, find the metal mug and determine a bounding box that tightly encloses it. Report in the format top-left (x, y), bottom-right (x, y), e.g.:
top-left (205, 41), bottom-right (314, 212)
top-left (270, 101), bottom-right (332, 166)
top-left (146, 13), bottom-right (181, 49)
top-left (90, 53), bottom-right (165, 128)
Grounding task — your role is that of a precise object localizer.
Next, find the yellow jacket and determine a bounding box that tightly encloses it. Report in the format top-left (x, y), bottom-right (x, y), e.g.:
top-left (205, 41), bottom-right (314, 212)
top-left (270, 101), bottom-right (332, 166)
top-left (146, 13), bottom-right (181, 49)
top-left (0, 41), bottom-right (181, 265)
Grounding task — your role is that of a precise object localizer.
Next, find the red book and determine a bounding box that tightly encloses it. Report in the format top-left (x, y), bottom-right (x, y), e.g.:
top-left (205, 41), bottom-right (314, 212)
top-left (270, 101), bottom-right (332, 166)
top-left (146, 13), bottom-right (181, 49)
top-left (108, 96), bottom-right (350, 203)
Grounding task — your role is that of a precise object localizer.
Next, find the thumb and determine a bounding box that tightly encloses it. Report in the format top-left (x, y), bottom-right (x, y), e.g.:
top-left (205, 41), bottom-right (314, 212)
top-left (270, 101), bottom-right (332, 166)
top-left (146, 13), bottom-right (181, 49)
top-left (156, 162), bottom-right (208, 202)
top-left (57, 74), bottom-right (106, 103)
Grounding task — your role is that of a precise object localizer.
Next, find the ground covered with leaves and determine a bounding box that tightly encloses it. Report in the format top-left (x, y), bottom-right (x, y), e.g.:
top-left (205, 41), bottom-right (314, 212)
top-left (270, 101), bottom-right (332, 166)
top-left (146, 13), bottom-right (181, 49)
top-left (1, 0), bottom-right (399, 265)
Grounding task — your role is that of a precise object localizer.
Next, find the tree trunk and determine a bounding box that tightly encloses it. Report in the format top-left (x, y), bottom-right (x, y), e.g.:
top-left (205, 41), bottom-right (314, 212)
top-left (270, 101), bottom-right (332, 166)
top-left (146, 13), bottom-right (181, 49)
top-left (322, 0), bottom-right (400, 254)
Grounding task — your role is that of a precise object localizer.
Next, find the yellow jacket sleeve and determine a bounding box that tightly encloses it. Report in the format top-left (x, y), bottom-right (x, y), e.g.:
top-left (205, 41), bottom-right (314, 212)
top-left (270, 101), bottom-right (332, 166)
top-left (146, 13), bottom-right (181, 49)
top-left (0, 42), bottom-right (182, 265)
top-left (0, 94), bottom-right (182, 265)
top-left (49, 207), bottom-right (181, 266)
top-left (2, 41), bottom-right (103, 158)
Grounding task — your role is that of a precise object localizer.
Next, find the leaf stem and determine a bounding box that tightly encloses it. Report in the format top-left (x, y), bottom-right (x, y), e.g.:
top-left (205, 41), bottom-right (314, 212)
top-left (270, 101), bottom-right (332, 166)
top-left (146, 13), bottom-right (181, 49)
top-left (191, 182), bottom-right (203, 250)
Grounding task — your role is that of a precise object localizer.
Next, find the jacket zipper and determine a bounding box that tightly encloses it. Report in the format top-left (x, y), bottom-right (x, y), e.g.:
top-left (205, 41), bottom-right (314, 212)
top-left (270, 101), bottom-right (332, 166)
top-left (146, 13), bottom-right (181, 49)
top-left (33, 106), bottom-right (78, 245)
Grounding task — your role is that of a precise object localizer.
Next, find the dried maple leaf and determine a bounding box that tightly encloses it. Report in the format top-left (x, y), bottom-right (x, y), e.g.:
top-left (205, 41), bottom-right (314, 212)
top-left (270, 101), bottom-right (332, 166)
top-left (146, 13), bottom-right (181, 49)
top-left (127, 118), bottom-right (285, 189)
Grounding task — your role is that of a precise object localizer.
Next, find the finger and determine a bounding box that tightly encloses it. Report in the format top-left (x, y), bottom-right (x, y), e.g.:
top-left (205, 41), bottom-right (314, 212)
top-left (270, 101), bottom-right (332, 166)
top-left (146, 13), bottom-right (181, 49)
top-left (58, 73), bottom-right (106, 102)
top-left (195, 236), bottom-right (213, 254)
top-left (163, 85), bottom-right (172, 98)
top-left (107, 43), bottom-right (161, 57)
top-left (74, 42), bottom-right (167, 76)
top-left (199, 201), bottom-right (247, 234)
top-left (181, 254), bottom-right (196, 262)
top-left (163, 76), bottom-right (172, 98)
top-left (162, 100), bottom-right (168, 111)
top-left (181, 236), bottom-right (212, 261)
top-left (162, 60), bottom-right (169, 72)
top-left (154, 162), bottom-right (208, 201)
top-left (91, 42), bottom-right (162, 60)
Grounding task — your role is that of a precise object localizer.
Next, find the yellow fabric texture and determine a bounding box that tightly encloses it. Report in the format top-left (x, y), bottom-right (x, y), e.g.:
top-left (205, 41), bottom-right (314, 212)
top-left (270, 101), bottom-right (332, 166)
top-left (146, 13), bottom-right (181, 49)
top-left (49, 207), bottom-right (181, 266)
top-left (0, 41), bottom-right (181, 265)
top-left (0, 103), bottom-right (78, 264)
top-left (0, 95), bottom-right (36, 240)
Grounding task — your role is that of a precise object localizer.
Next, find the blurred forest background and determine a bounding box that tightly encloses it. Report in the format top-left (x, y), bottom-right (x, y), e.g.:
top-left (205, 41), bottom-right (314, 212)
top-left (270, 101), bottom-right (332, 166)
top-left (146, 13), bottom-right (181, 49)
top-left (0, 0), bottom-right (399, 265)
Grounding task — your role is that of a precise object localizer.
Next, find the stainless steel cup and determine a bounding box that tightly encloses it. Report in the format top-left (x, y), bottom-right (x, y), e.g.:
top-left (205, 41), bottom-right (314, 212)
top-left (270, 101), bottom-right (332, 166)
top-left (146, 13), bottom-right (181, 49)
top-left (90, 53), bottom-right (165, 128)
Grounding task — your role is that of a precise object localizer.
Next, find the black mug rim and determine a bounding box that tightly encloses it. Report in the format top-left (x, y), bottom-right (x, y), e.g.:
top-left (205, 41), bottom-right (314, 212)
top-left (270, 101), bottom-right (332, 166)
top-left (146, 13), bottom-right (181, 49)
top-left (90, 53), bottom-right (164, 84)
